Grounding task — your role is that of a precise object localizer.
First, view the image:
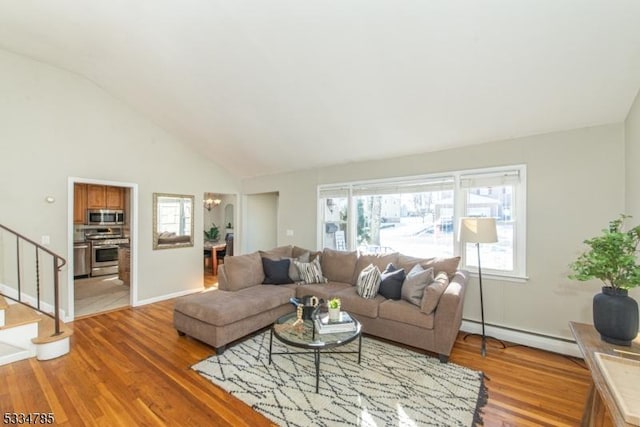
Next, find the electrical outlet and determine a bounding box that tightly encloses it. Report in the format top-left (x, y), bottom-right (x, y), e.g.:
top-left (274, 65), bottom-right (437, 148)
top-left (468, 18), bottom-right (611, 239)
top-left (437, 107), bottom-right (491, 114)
top-left (286, 229), bottom-right (294, 237)
top-left (41, 235), bottom-right (50, 245)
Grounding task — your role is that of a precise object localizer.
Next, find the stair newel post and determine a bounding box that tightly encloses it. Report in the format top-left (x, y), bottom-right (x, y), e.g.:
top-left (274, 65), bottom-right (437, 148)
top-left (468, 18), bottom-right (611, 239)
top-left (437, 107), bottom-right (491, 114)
top-left (16, 235), bottom-right (21, 300)
top-left (53, 256), bottom-right (61, 336)
top-left (35, 246), bottom-right (41, 310)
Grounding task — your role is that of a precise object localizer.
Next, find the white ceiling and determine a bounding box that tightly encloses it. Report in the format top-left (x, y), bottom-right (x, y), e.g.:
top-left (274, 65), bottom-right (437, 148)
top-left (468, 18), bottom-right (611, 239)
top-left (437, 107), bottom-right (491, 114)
top-left (1, 1), bottom-right (639, 178)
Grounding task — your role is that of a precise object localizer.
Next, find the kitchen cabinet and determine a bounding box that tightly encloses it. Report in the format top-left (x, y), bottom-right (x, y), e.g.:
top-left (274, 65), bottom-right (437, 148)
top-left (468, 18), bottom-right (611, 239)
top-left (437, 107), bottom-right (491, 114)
top-left (106, 186), bottom-right (124, 209)
top-left (87, 185), bottom-right (124, 210)
top-left (73, 184), bottom-right (87, 224)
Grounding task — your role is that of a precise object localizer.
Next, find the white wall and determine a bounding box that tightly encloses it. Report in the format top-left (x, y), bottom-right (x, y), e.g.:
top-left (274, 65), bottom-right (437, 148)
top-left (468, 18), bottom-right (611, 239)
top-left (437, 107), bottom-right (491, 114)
top-left (243, 192), bottom-right (279, 253)
top-left (624, 89), bottom-right (640, 305)
top-left (626, 89), bottom-right (640, 220)
top-left (243, 124), bottom-right (626, 341)
top-left (0, 49), bottom-right (241, 313)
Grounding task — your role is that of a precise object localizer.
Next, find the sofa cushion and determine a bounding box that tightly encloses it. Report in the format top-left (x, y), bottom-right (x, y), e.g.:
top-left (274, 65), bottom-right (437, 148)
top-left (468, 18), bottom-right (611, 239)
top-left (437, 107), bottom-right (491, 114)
top-left (262, 258), bottom-right (294, 284)
top-left (294, 282), bottom-right (352, 301)
top-left (401, 264), bottom-right (434, 306)
top-left (321, 248), bottom-right (358, 284)
top-left (293, 258), bottom-right (328, 284)
top-left (421, 272), bottom-right (450, 314)
top-left (292, 246), bottom-right (321, 261)
top-left (335, 286), bottom-right (386, 318)
top-left (378, 299), bottom-right (435, 329)
top-left (378, 263), bottom-right (405, 300)
top-left (220, 252), bottom-right (265, 291)
top-left (174, 285), bottom-right (295, 326)
top-left (423, 256), bottom-right (461, 279)
top-left (259, 245), bottom-right (293, 260)
top-left (355, 264), bottom-right (381, 299)
top-left (396, 254), bottom-right (461, 280)
top-left (396, 254), bottom-right (434, 273)
top-left (352, 252), bottom-right (399, 283)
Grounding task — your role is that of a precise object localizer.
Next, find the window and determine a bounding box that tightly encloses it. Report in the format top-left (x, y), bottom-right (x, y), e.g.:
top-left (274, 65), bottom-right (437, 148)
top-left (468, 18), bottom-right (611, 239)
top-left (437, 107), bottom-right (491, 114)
top-left (319, 188), bottom-right (349, 251)
top-left (459, 169), bottom-right (525, 276)
top-left (318, 165), bottom-right (526, 279)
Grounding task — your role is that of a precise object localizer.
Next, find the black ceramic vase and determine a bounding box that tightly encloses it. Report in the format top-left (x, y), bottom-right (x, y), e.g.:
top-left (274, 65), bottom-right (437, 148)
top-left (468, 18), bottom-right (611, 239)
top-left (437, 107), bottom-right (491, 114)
top-left (593, 287), bottom-right (639, 346)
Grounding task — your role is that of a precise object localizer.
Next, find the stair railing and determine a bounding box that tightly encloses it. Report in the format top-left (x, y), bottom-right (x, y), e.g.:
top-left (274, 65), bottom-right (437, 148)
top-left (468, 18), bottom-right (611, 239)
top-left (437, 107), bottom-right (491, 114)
top-left (0, 223), bottom-right (66, 336)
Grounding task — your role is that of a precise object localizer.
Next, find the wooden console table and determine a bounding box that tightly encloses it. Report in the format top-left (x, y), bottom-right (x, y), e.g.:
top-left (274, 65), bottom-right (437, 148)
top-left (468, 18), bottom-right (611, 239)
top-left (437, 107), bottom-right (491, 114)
top-left (570, 321), bottom-right (640, 427)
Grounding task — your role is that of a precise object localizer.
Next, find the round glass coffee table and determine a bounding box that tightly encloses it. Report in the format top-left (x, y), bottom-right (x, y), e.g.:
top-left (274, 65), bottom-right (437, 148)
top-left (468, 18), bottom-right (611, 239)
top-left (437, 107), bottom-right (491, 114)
top-left (269, 310), bottom-right (362, 393)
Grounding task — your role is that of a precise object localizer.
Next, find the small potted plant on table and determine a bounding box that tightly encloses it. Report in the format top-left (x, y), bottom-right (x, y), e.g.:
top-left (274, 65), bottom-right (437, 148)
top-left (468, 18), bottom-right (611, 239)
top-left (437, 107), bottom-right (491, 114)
top-left (570, 214), bottom-right (640, 346)
top-left (327, 297), bottom-right (341, 322)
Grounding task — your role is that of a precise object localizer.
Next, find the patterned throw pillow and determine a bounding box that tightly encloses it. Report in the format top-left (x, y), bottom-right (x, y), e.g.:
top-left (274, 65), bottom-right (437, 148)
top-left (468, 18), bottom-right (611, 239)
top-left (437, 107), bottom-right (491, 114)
top-left (356, 263), bottom-right (382, 299)
top-left (293, 257), bottom-right (328, 284)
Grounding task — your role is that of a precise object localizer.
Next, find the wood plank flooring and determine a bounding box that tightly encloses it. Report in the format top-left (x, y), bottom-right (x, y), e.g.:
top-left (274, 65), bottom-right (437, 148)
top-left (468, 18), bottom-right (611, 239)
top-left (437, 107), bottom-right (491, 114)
top-left (0, 294), bottom-right (593, 426)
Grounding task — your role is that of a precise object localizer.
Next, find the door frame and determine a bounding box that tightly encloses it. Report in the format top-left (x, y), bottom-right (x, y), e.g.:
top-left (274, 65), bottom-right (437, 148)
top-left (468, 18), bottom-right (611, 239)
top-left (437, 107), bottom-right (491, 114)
top-left (67, 177), bottom-right (139, 321)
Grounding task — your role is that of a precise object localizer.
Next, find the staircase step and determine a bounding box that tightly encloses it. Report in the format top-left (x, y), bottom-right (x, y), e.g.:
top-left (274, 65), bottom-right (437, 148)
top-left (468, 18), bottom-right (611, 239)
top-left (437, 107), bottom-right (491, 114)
top-left (0, 296), bottom-right (8, 310)
top-left (32, 315), bottom-right (73, 345)
top-left (1, 303), bottom-right (40, 330)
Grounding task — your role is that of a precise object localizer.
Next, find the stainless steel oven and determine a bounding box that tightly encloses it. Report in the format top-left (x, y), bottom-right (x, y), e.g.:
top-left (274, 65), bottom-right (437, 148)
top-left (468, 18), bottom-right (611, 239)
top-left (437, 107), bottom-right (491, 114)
top-left (91, 243), bottom-right (120, 276)
top-left (86, 227), bottom-right (128, 277)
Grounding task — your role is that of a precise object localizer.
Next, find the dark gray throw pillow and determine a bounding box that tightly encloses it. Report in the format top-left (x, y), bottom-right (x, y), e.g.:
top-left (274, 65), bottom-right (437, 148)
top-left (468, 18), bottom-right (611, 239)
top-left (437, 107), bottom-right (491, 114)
top-left (262, 258), bottom-right (294, 284)
top-left (378, 263), bottom-right (405, 300)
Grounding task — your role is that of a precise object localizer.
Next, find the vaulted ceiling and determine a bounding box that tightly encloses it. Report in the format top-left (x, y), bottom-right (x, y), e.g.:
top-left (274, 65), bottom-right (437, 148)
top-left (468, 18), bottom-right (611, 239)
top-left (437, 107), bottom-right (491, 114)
top-left (1, 1), bottom-right (639, 177)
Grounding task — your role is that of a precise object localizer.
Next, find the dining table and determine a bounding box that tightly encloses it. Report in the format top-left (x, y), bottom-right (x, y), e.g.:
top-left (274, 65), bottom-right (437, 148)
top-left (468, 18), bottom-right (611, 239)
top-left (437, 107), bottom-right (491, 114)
top-left (204, 240), bottom-right (227, 275)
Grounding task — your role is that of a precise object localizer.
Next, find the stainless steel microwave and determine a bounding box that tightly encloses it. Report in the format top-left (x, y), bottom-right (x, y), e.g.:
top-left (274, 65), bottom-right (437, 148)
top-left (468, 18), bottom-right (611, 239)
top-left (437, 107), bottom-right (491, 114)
top-left (86, 209), bottom-right (125, 225)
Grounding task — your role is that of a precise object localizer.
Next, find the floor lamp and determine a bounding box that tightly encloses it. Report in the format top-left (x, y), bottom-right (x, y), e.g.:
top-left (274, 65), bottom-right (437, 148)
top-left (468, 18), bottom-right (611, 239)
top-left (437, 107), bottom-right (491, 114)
top-left (458, 217), bottom-right (504, 357)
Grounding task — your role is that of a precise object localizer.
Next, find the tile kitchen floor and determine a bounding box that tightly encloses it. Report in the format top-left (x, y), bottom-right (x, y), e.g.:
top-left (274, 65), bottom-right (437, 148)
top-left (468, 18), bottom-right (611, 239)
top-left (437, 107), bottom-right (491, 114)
top-left (74, 274), bottom-right (130, 318)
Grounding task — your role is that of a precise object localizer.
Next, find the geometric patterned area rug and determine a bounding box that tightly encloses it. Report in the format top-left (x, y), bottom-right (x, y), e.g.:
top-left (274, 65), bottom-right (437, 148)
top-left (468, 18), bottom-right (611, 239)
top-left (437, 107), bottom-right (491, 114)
top-left (193, 331), bottom-right (487, 426)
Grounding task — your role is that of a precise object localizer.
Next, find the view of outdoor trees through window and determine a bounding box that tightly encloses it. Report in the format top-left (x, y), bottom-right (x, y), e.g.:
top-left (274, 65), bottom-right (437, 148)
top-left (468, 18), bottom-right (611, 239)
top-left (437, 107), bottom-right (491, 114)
top-left (355, 191), bottom-right (454, 258)
top-left (319, 166), bottom-right (526, 276)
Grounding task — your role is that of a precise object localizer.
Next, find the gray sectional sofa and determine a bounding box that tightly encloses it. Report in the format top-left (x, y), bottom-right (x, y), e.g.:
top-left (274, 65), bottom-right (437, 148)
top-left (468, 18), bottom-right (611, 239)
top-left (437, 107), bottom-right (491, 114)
top-left (173, 245), bottom-right (469, 362)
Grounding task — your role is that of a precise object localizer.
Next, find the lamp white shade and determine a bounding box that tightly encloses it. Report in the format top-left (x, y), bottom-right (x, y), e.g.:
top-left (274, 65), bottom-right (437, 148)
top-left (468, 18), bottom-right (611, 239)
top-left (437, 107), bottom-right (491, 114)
top-left (458, 217), bottom-right (498, 244)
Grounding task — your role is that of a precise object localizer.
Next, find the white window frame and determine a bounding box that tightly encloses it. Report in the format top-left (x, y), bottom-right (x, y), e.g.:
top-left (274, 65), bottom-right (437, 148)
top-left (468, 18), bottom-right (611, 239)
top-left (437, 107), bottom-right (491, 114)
top-left (456, 165), bottom-right (527, 281)
top-left (317, 164), bottom-right (527, 282)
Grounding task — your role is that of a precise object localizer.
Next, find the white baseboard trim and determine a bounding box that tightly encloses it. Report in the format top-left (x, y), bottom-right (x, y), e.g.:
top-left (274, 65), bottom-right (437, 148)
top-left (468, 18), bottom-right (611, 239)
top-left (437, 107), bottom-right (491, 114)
top-left (0, 283), bottom-right (68, 322)
top-left (133, 287), bottom-right (204, 307)
top-left (460, 320), bottom-right (582, 358)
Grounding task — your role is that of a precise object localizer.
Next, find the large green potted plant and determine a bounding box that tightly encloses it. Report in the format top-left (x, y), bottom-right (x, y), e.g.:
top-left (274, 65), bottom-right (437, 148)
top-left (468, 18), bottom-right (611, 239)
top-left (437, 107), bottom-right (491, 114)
top-left (570, 214), bottom-right (640, 346)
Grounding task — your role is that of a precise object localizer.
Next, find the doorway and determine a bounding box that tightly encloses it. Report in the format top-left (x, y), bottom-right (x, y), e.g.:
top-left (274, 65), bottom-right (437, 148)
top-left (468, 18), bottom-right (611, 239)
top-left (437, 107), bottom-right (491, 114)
top-left (68, 178), bottom-right (138, 319)
top-left (203, 192), bottom-right (237, 288)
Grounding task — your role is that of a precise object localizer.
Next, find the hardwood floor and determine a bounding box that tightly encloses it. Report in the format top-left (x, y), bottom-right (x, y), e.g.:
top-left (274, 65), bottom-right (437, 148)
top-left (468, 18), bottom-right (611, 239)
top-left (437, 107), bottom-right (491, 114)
top-left (0, 298), bottom-right (592, 426)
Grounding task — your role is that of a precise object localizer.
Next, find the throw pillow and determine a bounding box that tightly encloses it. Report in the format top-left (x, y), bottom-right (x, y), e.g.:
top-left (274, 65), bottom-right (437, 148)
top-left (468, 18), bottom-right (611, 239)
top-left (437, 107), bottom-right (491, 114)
top-left (262, 258), bottom-right (294, 285)
top-left (421, 272), bottom-right (450, 314)
top-left (286, 251), bottom-right (310, 282)
top-left (356, 263), bottom-right (381, 299)
top-left (293, 258), bottom-right (328, 284)
top-left (352, 252), bottom-right (399, 284)
top-left (401, 264), bottom-right (434, 306)
top-left (378, 263), bottom-right (405, 300)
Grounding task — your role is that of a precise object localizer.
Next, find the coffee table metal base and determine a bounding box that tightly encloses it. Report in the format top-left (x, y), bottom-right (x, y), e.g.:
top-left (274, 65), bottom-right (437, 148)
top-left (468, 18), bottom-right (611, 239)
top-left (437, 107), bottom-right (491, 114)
top-left (268, 328), bottom-right (362, 393)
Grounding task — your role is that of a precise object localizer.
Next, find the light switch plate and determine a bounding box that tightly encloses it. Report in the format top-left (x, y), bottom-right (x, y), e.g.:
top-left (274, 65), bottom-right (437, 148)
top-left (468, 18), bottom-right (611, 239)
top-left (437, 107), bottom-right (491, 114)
top-left (286, 229), bottom-right (294, 237)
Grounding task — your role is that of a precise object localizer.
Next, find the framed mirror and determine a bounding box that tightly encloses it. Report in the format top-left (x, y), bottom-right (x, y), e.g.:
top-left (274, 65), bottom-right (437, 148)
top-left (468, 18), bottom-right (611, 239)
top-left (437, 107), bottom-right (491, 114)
top-left (153, 193), bottom-right (194, 250)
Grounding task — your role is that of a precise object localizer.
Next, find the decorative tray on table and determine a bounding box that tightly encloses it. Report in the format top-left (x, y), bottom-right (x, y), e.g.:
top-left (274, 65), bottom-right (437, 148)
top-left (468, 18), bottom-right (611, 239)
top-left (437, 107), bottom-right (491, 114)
top-left (594, 352), bottom-right (640, 425)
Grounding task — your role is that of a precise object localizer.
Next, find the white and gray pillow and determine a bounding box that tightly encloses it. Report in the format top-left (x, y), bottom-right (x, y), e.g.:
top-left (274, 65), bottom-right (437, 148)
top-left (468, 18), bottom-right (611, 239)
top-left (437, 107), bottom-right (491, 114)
top-left (293, 257), bottom-right (328, 284)
top-left (356, 263), bottom-right (381, 299)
